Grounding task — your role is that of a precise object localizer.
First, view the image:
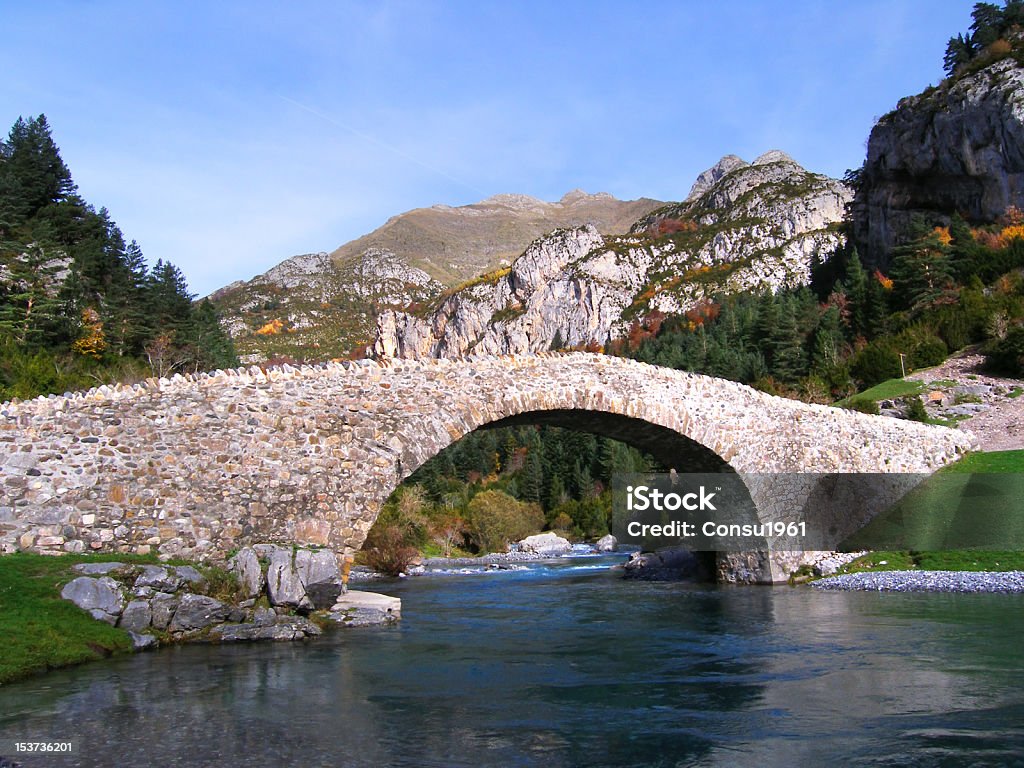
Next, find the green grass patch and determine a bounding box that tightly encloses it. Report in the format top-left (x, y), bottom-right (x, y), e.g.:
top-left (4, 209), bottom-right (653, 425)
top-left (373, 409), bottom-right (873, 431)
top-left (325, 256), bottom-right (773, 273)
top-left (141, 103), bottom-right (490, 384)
top-left (836, 551), bottom-right (917, 573)
top-left (840, 450), bottom-right (1024, 556)
top-left (836, 550), bottom-right (1024, 575)
top-left (0, 552), bottom-right (232, 685)
top-left (940, 450), bottom-right (1024, 473)
top-left (837, 377), bottom-right (925, 407)
top-left (1008, 387), bottom-right (1023, 399)
top-left (0, 553), bottom-right (140, 684)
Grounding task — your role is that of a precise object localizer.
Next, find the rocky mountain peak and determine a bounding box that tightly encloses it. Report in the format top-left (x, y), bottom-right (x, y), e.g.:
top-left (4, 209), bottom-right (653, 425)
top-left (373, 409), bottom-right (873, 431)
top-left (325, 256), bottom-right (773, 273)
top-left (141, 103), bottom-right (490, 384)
top-left (211, 189), bottom-right (662, 362)
top-left (560, 189), bottom-right (616, 204)
top-left (375, 154), bottom-right (851, 360)
top-left (752, 150), bottom-right (798, 166)
top-left (686, 154), bottom-right (749, 200)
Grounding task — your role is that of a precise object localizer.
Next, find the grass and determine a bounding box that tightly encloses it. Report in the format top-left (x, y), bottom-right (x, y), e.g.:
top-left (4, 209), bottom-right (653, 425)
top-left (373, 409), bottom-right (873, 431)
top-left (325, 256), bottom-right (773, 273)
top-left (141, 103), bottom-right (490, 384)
top-left (940, 449), bottom-right (1024, 473)
top-left (838, 450), bottom-right (1024, 568)
top-left (837, 549), bottom-right (1024, 575)
top-left (0, 552), bottom-right (239, 685)
top-left (837, 377), bottom-right (925, 408)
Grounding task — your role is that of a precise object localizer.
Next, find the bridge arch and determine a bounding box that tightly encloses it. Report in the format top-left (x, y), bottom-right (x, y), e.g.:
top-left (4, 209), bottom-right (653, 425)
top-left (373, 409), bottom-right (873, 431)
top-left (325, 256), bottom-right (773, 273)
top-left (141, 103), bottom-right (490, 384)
top-left (0, 353), bottom-right (974, 582)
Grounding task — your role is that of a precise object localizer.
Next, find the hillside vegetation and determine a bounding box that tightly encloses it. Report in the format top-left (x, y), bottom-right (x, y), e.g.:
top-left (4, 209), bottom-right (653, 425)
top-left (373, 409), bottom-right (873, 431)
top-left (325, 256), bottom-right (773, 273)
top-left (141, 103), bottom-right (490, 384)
top-left (0, 115), bottom-right (237, 400)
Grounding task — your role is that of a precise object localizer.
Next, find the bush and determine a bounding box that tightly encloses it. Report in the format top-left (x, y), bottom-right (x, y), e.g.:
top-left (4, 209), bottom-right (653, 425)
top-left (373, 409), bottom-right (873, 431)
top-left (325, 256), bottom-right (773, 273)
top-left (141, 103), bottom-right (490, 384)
top-left (985, 325), bottom-right (1024, 375)
top-left (904, 396), bottom-right (929, 422)
top-left (466, 490), bottom-right (544, 553)
top-left (850, 341), bottom-right (903, 387)
top-left (909, 335), bottom-right (948, 369)
top-left (362, 526), bottom-right (419, 576)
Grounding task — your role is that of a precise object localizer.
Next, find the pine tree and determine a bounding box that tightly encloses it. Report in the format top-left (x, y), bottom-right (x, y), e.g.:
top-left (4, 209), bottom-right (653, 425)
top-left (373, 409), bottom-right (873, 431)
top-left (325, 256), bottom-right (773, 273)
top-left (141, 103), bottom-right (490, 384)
top-left (0, 115), bottom-right (76, 224)
top-left (890, 233), bottom-right (955, 311)
top-left (767, 297), bottom-right (806, 384)
top-left (0, 244), bottom-right (64, 346)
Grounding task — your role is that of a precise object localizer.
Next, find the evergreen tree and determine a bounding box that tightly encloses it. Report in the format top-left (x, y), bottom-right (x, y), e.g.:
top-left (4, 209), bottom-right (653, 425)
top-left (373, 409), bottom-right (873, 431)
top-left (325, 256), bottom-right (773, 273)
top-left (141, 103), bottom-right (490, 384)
top-left (890, 233), bottom-right (955, 311)
top-left (0, 244), bottom-right (63, 346)
top-left (767, 296), bottom-right (806, 384)
top-left (0, 115), bottom-right (76, 224)
top-left (844, 250), bottom-right (868, 337)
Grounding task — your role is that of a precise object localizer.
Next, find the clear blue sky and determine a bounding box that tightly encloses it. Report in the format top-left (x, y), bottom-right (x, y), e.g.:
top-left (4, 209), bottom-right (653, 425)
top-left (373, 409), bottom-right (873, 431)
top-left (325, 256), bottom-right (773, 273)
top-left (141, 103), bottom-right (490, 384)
top-left (1, 1), bottom-right (972, 296)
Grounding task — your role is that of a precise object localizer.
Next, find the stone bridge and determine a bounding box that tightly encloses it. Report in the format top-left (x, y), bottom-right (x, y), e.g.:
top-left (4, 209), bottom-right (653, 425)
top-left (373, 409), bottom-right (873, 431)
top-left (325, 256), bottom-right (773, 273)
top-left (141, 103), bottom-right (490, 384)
top-left (0, 353), bottom-right (975, 582)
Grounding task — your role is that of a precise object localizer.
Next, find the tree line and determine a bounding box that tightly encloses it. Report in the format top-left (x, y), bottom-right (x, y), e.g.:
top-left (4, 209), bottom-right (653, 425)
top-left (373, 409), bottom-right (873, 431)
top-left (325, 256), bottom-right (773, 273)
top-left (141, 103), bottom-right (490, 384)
top-left (0, 115), bottom-right (236, 399)
top-left (944, 1), bottom-right (1024, 75)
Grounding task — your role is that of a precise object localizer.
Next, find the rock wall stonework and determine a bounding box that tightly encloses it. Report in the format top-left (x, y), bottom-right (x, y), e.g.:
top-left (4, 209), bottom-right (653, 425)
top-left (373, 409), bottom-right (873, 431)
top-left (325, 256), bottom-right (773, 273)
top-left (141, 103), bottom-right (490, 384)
top-left (0, 353), bottom-right (975, 582)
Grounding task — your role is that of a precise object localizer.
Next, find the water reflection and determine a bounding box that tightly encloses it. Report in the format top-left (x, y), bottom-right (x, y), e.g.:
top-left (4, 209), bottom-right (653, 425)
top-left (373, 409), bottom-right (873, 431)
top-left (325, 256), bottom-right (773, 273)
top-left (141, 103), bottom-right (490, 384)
top-left (0, 561), bottom-right (1022, 767)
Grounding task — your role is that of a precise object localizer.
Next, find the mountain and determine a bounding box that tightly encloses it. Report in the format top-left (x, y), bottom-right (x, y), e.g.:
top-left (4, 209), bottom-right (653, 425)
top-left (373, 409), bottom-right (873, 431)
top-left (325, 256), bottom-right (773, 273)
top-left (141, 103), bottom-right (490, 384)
top-left (373, 152), bottom-right (851, 359)
top-left (210, 191), bottom-right (662, 362)
top-left (852, 50), bottom-right (1024, 264)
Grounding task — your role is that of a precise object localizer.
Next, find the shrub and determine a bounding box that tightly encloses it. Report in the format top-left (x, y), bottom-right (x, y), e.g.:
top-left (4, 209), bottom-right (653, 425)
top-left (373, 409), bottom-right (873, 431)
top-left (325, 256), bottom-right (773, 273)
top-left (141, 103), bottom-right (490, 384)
top-left (362, 526), bottom-right (419, 576)
top-left (909, 335), bottom-right (948, 369)
top-left (465, 490), bottom-right (544, 553)
top-left (850, 341), bottom-right (903, 387)
top-left (904, 396), bottom-right (929, 422)
top-left (985, 325), bottom-right (1024, 375)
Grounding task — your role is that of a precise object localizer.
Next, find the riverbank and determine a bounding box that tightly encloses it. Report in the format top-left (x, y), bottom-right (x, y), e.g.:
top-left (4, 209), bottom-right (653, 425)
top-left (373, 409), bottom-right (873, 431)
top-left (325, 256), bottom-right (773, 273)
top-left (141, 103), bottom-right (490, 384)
top-left (0, 549), bottom-right (399, 686)
top-left (813, 570), bottom-right (1024, 592)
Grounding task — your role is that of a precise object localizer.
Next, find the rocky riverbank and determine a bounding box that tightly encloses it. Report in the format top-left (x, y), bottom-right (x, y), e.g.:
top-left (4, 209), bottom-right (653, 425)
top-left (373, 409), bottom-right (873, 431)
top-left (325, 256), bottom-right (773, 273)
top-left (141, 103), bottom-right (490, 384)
top-left (812, 570), bottom-right (1024, 593)
top-left (59, 546), bottom-right (401, 652)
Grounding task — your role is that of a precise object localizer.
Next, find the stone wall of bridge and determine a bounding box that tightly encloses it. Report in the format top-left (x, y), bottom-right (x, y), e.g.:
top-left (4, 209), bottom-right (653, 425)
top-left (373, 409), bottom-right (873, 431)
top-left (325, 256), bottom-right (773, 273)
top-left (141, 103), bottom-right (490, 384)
top-left (0, 353), bottom-right (975, 581)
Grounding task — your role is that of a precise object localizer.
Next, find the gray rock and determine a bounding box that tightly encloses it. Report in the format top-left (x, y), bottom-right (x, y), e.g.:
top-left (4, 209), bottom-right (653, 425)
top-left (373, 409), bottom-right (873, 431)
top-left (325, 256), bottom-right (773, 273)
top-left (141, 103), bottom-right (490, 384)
top-left (253, 606), bottom-right (277, 627)
top-left (128, 631), bottom-right (158, 651)
top-left (134, 565), bottom-right (182, 592)
top-left (172, 565), bottom-right (205, 585)
top-left (71, 562), bottom-right (125, 575)
top-left (266, 547), bottom-right (312, 610)
top-left (61, 576), bottom-right (125, 623)
top-left (118, 600), bottom-right (153, 632)
top-left (854, 57), bottom-right (1024, 262)
top-left (228, 547), bottom-right (265, 599)
top-left (150, 592), bottom-right (179, 630)
top-left (595, 534), bottom-right (618, 552)
top-left (622, 547), bottom-right (708, 581)
top-left (295, 548), bottom-right (343, 609)
top-left (518, 532), bottom-right (572, 556)
top-left (168, 594), bottom-right (229, 632)
top-left (212, 617), bottom-right (321, 643)
top-left (330, 590), bottom-right (402, 626)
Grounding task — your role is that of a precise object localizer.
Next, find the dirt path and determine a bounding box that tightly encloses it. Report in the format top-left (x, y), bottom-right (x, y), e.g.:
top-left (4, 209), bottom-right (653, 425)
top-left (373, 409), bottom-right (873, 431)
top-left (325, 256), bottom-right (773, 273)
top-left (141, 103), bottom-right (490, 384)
top-left (906, 350), bottom-right (1024, 452)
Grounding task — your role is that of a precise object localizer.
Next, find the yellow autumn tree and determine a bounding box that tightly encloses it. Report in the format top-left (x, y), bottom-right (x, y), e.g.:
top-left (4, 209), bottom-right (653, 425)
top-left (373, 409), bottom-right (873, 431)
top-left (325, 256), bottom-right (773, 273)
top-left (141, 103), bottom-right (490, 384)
top-left (72, 308), bottom-right (106, 359)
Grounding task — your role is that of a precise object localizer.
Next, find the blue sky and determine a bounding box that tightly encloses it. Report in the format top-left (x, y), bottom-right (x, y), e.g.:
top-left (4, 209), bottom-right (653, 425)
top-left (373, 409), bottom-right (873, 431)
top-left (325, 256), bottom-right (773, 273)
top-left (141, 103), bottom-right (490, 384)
top-left (2, 1), bottom-right (972, 296)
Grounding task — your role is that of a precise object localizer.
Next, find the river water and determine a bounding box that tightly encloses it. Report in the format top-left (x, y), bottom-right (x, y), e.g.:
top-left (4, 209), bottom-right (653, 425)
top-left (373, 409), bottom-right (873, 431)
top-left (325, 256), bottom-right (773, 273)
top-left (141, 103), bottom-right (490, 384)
top-left (1, 555), bottom-right (1023, 767)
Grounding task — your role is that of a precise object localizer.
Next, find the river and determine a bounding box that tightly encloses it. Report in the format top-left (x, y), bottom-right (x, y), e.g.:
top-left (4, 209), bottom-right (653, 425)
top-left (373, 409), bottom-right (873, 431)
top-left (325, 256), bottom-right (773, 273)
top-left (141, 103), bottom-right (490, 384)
top-left (1, 555), bottom-right (1023, 767)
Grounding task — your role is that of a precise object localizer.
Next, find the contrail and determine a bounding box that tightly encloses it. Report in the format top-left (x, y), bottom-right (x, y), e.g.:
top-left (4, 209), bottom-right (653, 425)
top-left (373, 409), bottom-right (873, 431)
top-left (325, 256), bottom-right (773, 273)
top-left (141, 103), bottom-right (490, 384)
top-left (278, 94), bottom-right (487, 197)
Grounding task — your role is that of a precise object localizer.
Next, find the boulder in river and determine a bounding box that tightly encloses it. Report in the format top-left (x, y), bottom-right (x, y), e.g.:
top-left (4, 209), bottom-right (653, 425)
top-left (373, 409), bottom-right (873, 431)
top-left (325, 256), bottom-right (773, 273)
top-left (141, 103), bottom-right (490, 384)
top-left (622, 547), bottom-right (709, 581)
top-left (518, 533), bottom-right (572, 556)
top-left (595, 534), bottom-right (618, 552)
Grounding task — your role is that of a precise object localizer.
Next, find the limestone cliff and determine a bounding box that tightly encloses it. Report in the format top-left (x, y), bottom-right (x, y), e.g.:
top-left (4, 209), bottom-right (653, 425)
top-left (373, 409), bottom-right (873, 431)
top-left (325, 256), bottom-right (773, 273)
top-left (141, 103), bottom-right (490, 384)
top-left (210, 191), bottom-right (661, 362)
top-left (853, 55), bottom-right (1024, 263)
top-left (374, 152), bottom-right (850, 359)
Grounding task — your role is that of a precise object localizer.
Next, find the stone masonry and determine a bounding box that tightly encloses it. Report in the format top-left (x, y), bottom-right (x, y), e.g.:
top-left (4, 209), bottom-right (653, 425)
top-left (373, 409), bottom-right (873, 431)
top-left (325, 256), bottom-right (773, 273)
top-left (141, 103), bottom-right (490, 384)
top-left (0, 353), bottom-right (975, 582)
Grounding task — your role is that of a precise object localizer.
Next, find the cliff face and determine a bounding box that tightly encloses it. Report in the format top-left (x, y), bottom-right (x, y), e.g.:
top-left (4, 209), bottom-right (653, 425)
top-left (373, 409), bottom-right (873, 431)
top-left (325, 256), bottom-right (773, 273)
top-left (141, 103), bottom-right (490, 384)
top-left (374, 152), bottom-right (850, 359)
top-left (853, 56), bottom-right (1024, 263)
top-left (210, 191), bottom-right (661, 362)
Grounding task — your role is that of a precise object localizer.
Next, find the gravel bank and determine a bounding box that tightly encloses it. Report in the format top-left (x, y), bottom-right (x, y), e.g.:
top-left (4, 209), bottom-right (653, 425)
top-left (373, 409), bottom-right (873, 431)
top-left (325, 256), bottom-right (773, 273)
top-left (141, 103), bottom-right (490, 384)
top-left (812, 570), bottom-right (1024, 593)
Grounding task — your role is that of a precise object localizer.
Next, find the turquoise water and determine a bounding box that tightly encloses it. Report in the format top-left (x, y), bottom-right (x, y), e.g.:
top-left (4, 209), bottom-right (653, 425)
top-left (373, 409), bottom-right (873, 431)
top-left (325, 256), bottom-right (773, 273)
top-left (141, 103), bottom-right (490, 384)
top-left (1, 556), bottom-right (1023, 767)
